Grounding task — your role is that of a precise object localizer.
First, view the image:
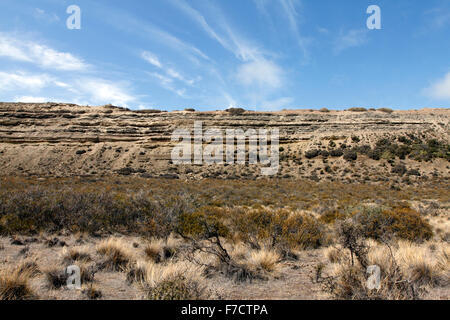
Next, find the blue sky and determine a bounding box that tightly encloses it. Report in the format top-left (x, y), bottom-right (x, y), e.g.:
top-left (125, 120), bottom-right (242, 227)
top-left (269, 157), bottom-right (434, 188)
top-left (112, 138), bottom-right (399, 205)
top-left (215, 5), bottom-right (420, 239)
top-left (0, 0), bottom-right (449, 110)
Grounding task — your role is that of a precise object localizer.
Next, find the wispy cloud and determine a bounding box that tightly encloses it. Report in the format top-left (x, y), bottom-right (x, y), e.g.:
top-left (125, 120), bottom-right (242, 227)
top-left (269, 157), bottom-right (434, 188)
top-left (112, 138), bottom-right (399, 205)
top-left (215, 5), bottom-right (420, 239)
top-left (148, 72), bottom-right (187, 97)
top-left (0, 71), bottom-right (53, 91)
top-left (237, 59), bottom-right (283, 88)
top-left (94, 3), bottom-right (210, 63)
top-left (168, 0), bottom-right (230, 51)
top-left (141, 51), bottom-right (162, 68)
top-left (279, 0), bottom-right (308, 58)
top-left (168, 0), bottom-right (285, 102)
top-left (0, 33), bottom-right (88, 71)
top-left (142, 50), bottom-right (197, 94)
top-left (169, 0), bottom-right (265, 62)
top-left (333, 29), bottom-right (368, 54)
top-left (425, 6), bottom-right (450, 30)
top-left (425, 72), bottom-right (450, 101)
top-left (33, 8), bottom-right (60, 23)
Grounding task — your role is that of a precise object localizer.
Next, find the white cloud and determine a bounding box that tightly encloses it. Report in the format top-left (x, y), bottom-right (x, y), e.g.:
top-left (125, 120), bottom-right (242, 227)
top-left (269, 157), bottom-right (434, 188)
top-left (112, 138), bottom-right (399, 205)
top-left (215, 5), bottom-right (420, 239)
top-left (14, 96), bottom-right (55, 103)
top-left (76, 79), bottom-right (135, 107)
top-left (0, 33), bottom-right (88, 71)
top-left (334, 29), bottom-right (368, 54)
top-left (0, 71), bottom-right (52, 91)
top-left (237, 59), bottom-right (283, 88)
top-left (425, 72), bottom-right (450, 101)
top-left (141, 51), bottom-right (162, 68)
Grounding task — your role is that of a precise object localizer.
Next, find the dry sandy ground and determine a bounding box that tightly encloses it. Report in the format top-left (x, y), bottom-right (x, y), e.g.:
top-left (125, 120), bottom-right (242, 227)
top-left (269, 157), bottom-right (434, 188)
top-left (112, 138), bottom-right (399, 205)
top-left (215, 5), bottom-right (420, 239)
top-left (1, 233), bottom-right (448, 300)
top-left (0, 234), bottom-right (328, 300)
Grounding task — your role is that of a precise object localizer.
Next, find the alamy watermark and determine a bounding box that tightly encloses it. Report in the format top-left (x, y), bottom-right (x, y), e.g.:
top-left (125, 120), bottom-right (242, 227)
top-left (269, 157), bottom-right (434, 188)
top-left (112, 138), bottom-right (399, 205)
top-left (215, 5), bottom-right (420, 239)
top-left (171, 121), bottom-right (279, 176)
top-left (366, 265), bottom-right (381, 290)
top-left (367, 5), bottom-right (381, 30)
top-left (66, 265), bottom-right (81, 290)
top-left (66, 5), bottom-right (81, 30)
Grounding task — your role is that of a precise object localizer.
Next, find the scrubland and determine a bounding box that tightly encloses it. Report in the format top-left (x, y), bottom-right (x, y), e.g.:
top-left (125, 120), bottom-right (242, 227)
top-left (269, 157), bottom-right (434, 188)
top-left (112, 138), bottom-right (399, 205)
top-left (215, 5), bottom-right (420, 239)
top-left (0, 177), bottom-right (448, 300)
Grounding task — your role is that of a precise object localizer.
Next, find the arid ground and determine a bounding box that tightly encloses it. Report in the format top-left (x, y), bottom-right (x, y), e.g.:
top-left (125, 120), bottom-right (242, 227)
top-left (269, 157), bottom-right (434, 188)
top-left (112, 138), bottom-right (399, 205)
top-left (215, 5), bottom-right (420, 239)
top-left (0, 103), bottom-right (448, 300)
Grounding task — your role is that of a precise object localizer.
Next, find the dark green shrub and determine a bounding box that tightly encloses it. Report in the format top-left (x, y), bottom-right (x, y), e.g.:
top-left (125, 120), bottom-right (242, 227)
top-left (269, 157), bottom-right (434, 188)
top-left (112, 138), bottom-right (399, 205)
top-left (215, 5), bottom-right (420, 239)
top-left (305, 149), bottom-right (320, 159)
top-left (329, 149), bottom-right (344, 157)
top-left (343, 149), bottom-right (357, 161)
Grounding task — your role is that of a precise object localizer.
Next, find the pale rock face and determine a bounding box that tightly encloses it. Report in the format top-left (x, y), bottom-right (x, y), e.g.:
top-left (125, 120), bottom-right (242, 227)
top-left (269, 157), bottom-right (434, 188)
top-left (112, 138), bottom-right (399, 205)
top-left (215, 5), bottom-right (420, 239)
top-left (0, 102), bottom-right (448, 182)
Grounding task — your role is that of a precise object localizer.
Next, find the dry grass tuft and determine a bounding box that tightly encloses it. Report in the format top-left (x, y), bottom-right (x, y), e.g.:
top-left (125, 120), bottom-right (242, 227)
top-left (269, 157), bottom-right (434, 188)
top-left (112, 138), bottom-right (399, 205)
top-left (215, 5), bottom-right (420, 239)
top-left (324, 246), bottom-right (345, 264)
top-left (0, 267), bottom-right (36, 300)
top-left (61, 246), bottom-right (92, 264)
top-left (97, 238), bottom-right (134, 271)
top-left (82, 284), bottom-right (102, 300)
top-left (44, 267), bottom-right (68, 289)
top-left (130, 260), bottom-right (206, 300)
top-left (395, 241), bottom-right (448, 287)
top-left (16, 259), bottom-right (40, 277)
top-left (247, 249), bottom-right (281, 273)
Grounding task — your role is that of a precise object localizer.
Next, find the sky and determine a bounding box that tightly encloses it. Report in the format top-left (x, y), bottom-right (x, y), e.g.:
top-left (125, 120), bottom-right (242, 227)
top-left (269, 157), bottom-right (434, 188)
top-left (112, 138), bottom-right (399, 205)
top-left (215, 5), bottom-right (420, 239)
top-left (0, 0), bottom-right (449, 111)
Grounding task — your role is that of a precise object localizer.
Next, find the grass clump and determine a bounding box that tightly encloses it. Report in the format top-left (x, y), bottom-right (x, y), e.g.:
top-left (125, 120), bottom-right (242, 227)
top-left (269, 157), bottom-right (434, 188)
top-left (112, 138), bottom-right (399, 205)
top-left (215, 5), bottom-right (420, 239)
top-left (131, 261), bottom-right (206, 300)
top-left (0, 267), bottom-right (36, 300)
top-left (97, 238), bottom-right (133, 271)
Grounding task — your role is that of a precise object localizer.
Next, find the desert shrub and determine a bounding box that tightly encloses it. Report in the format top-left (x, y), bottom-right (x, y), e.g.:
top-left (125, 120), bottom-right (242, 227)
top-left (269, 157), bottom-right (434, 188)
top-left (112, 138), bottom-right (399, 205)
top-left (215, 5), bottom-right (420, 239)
top-left (335, 219), bottom-right (369, 267)
top-left (319, 108), bottom-right (330, 113)
top-left (305, 149), bottom-right (320, 159)
top-left (391, 164), bottom-right (407, 176)
top-left (0, 268), bottom-right (36, 300)
top-left (347, 107), bottom-right (367, 112)
top-left (329, 149), bottom-right (344, 157)
top-left (367, 137), bottom-right (449, 162)
top-left (136, 109), bottom-right (164, 114)
top-left (368, 148), bottom-right (381, 160)
top-left (225, 108), bottom-right (246, 115)
top-left (176, 206), bottom-right (230, 240)
top-left (351, 136), bottom-right (360, 143)
top-left (281, 214), bottom-right (325, 249)
top-left (144, 275), bottom-right (204, 300)
top-left (377, 108), bottom-right (394, 114)
top-left (0, 185), bottom-right (194, 236)
top-left (184, 108), bottom-right (195, 112)
top-left (384, 207), bottom-right (433, 242)
top-left (230, 208), bottom-right (325, 250)
top-left (320, 150), bottom-right (330, 158)
top-left (352, 206), bottom-right (433, 242)
top-left (343, 149), bottom-right (358, 161)
top-left (354, 145), bottom-right (371, 155)
top-left (407, 169), bottom-right (420, 176)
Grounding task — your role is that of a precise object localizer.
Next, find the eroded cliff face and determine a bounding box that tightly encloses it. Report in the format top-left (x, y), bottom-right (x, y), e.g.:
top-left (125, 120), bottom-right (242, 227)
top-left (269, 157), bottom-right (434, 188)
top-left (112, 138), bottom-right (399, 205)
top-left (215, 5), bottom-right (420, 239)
top-left (0, 102), bottom-right (449, 183)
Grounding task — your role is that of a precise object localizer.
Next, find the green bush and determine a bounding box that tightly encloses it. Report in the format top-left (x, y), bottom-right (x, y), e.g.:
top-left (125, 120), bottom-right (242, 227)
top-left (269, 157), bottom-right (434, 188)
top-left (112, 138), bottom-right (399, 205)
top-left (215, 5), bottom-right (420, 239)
top-left (353, 205), bottom-right (433, 242)
top-left (144, 275), bottom-right (204, 300)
